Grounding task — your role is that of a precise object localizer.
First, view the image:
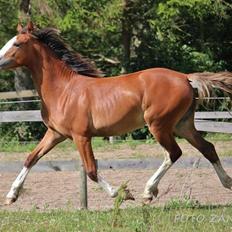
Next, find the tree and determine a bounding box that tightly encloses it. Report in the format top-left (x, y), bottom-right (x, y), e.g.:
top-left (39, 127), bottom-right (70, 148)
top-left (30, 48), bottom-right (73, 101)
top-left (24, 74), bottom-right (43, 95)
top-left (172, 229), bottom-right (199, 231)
top-left (0, 0), bottom-right (231, 141)
top-left (14, 0), bottom-right (33, 93)
top-left (121, 0), bottom-right (133, 73)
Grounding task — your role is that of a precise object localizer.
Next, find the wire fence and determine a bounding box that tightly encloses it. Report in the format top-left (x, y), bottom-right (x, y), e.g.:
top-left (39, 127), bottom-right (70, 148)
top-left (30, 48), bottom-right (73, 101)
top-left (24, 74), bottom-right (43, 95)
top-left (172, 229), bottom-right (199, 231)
top-left (0, 99), bottom-right (40, 105)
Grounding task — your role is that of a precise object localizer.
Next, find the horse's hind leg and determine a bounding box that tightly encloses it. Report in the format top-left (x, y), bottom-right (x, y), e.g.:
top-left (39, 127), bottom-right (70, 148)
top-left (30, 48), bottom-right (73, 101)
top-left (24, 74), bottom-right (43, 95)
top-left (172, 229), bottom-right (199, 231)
top-left (175, 113), bottom-right (232, 190)
top-left (143, 126), bottom-right (182, 203)
top-left (5, 129), bottom-right (65, 205)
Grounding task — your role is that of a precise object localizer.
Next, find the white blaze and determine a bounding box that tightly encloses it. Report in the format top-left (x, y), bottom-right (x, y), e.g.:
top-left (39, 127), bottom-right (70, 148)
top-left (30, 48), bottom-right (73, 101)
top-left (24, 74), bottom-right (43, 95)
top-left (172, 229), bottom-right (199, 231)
top-left (0, 36), bottom-right (17, 58)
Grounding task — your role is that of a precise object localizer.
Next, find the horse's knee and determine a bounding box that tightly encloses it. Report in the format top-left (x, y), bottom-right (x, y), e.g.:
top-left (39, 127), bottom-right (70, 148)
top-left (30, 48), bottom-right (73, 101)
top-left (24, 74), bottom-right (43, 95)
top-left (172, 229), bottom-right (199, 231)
top-left (87, 171), bottom-right (98, 182)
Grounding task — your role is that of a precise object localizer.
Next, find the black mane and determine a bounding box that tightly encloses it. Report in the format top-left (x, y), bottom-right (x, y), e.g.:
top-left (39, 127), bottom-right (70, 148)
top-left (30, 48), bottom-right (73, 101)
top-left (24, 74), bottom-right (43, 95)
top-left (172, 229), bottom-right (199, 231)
top-left (32, 28), bottom-right (101, 77)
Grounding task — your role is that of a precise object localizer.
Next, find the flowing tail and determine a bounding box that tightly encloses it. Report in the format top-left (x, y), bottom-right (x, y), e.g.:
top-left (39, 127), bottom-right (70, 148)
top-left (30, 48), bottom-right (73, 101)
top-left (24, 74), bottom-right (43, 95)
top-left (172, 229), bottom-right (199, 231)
top-left (187, 72), bottom-right (232, 101)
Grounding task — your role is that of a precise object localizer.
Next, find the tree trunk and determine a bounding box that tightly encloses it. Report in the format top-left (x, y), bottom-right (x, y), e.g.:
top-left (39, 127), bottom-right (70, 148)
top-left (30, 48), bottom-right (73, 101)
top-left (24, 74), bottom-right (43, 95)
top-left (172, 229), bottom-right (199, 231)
top-left (14, 68), bottom-right (33, 92)
top-left (15, 0), bottom-right (32, 93)
top-left (121, 0), bottom-right (133, 73)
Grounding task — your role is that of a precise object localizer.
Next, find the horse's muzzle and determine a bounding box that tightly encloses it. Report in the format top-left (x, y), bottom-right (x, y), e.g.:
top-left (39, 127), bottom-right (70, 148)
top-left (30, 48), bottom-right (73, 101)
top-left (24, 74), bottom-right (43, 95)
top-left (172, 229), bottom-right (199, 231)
top-left (0, 57), bottom-right (13, 69)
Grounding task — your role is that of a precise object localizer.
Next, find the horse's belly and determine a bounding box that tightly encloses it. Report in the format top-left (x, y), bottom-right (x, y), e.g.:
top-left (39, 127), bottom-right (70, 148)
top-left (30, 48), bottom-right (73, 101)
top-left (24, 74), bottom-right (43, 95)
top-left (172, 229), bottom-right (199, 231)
top-left (92, 110), bottom-right (145, 136)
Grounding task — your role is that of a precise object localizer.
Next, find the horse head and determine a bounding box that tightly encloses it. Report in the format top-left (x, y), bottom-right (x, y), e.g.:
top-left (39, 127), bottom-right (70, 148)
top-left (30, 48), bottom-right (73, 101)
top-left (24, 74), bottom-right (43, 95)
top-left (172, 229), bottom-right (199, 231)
top-left (0, 21), bottom-right (36, 70)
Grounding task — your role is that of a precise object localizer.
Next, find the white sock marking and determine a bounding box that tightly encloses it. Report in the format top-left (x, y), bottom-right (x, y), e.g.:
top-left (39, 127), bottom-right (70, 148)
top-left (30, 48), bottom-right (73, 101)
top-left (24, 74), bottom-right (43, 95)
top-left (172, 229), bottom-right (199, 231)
top-left (0, 36), bottom-right (17, 58)
top-left (143, 158), bottom-right (172, 198)
top-left (6, 166), bottom-right (30, 199)
top-left (97, 175), bottom-right (118, 197)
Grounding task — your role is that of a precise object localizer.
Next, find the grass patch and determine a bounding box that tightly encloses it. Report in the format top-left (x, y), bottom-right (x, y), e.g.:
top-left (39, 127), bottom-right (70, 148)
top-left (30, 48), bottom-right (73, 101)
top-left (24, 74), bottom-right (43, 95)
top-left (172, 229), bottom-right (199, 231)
top-left (0, 140), bottom-right (38, 152)
top-left (163, 195), bottom-right (201, 210)
top-left (219, 150), bottom-right (232, 157)
top-left (0, 133), bottom-right (231, 154)
top-left (1, 204), bottom-right (232, 232)
top-left (0, 137), bottom-right (151, 153)
top-left (205, 133), bottom-right (232, 141)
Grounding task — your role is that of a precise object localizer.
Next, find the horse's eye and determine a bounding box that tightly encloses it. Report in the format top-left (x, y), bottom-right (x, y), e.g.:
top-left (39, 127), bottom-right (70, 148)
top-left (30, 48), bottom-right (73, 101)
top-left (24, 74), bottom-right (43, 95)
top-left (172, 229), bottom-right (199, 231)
top-left (14, 43), bottom-right (21, 47)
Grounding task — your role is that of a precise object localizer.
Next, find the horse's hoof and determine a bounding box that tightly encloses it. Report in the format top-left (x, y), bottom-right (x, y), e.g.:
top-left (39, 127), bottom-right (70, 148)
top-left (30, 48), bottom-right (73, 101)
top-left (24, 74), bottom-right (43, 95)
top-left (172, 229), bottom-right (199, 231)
top-left (142, 197), bottom-right (153, 205)
top-left (222, 176), bottom-right (232, 190)
top-left (142, 188), bottom-right (158, 204)
top-left (4, 197), bottom-right (16, 205)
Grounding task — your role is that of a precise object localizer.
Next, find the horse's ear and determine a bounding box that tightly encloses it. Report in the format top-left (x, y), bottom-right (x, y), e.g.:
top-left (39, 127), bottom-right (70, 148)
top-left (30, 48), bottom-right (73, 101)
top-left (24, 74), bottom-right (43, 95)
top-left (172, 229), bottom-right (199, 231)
top-left (17, 22), bottom-right (23, 33)
top-left (26, 21), bottom-right (34, 33)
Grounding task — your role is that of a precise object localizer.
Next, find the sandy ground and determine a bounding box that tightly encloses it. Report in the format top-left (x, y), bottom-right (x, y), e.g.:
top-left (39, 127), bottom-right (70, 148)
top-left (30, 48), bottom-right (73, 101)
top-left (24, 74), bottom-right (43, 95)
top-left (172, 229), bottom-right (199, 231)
top-left (0, 140), bottom-right (232, 211)
top-left (1, 168), bottom-right (232, 211)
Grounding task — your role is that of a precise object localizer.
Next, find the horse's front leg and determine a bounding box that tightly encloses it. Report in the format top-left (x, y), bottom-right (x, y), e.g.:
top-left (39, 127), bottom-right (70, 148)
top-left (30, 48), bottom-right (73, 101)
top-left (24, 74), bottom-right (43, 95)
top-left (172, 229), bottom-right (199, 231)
top-left (74, 136), bottom-right (134, 200)
top-left (5, 128), bottom-right (65, 205)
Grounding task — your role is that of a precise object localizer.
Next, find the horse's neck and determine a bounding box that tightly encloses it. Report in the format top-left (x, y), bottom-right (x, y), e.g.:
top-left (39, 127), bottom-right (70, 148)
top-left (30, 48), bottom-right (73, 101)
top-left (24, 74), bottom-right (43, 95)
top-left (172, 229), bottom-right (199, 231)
top-left (28, 50), bottom-right (71, 106)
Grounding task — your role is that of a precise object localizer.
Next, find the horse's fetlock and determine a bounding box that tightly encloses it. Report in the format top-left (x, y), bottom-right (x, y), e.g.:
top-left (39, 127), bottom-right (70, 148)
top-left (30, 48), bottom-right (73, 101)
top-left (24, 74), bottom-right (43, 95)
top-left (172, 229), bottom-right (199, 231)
top-left (87, 171), bottom-right (98, 182)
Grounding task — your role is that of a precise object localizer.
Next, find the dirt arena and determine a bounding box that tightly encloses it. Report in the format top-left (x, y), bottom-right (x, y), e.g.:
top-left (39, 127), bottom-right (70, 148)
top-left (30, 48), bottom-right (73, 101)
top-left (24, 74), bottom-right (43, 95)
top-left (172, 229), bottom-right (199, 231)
top-left (0, 140), bottom-right (232, 211)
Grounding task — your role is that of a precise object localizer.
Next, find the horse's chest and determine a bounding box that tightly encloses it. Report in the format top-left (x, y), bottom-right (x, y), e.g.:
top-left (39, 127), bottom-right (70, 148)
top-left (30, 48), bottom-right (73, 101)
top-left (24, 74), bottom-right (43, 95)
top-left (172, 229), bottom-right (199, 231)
top-left (41, 108), bottom-right (71, 137)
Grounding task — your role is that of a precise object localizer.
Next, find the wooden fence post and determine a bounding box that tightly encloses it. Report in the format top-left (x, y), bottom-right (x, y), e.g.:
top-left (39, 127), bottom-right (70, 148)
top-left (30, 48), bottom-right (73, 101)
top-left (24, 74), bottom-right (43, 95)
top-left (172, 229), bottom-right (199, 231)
top-left (79, 162), bottom-right (88, 209)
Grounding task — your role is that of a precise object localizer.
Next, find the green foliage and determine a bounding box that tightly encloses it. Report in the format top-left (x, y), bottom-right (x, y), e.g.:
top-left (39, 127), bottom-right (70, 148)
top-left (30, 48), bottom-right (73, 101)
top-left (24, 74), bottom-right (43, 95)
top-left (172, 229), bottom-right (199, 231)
top-left (0, 0), bottom-right (231, 141)
top-left (131, 0), bottom-right (232, 72)
top-left (164, 195), bottom-right (201, 210)
top-left (0, 122), bottom-right (46, 142)
top-left (131, 126), bottom-right (152, 140)
top-left (1, 205), bottom-right (232, 231)
top-left (112, 182), bottom-right (129, 227)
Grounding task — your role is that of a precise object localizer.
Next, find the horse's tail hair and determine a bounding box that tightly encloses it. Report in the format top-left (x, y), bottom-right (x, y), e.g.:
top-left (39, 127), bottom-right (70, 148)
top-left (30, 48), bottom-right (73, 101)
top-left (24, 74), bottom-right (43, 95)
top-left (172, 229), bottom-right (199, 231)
top-left (187, 72), bottom-right (232, 101)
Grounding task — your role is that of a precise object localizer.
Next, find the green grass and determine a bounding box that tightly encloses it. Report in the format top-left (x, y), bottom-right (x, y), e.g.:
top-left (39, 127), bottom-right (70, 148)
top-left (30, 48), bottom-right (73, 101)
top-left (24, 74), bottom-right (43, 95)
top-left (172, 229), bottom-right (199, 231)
top-left (0, 133), bottom-right (231, 153)
top-left (205, 133), bottom-right (232, 142)
top-left (1, 204), bottom-right (232, 232)
top-left (0, 137), bottom-right (150, 153)
top-left (1, 188), bottom-right (232, 231)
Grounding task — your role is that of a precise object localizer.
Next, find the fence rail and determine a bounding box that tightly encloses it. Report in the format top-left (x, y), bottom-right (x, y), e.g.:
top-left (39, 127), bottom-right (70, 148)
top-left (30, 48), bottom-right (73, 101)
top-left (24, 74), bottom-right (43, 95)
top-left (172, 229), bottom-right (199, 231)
top-left (0, 110), bottom-right (42, 122)
top-left (0, 110), bottom-right (231, 133)
top-left (0, 90), bottom-right (38, 100)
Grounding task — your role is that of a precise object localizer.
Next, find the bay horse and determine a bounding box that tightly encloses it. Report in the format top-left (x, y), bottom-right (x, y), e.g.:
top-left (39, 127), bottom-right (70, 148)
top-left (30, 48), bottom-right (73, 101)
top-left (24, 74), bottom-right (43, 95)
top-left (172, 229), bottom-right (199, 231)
top-left (0, 22), bottom-right (232, 205)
